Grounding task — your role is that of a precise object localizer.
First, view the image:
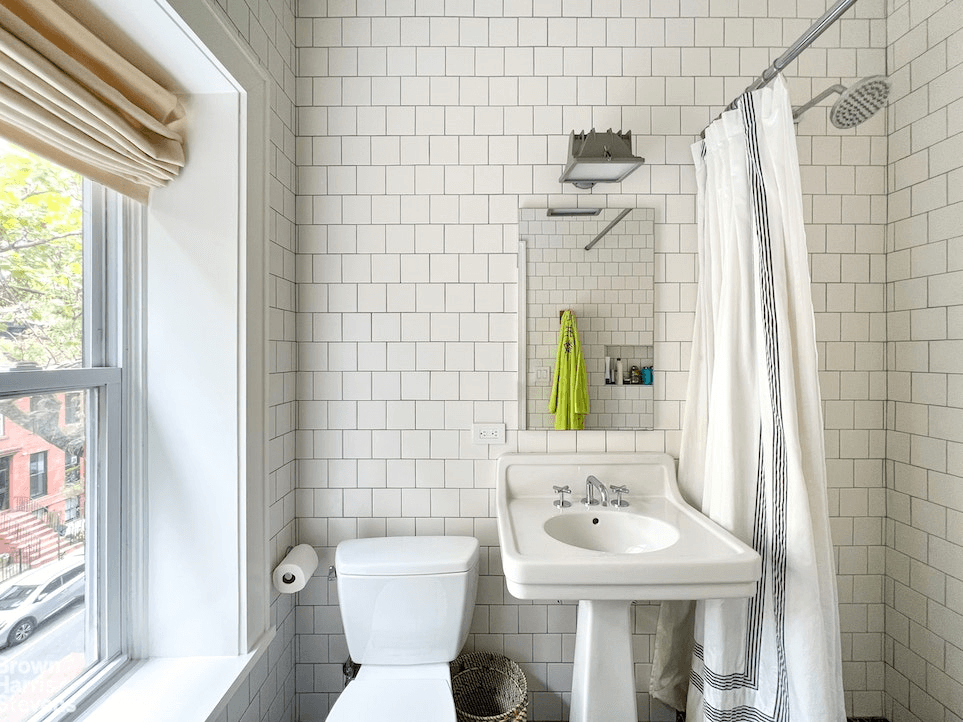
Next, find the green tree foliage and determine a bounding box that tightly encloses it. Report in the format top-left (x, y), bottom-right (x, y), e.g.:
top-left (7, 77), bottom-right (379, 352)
top-left (0, 146), bottom-right (85, 459)
top-left (0, 144), bottom-right (83, 369)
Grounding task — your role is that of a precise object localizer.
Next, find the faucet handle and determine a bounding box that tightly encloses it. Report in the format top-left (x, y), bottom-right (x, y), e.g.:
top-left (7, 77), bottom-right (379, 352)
top-left (609, 485), bottom-right (629, 508)
top-left (553, 485), bottom-right (572, 508)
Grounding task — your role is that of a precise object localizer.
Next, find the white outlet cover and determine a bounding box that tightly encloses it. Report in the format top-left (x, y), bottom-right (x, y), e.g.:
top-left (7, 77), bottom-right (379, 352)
top-left (472, 422), bottom-right (506, 444)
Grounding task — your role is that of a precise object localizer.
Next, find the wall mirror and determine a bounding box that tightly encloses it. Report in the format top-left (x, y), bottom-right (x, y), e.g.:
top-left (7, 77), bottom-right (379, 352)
top-left (518, 207), bottom-right (655, 431)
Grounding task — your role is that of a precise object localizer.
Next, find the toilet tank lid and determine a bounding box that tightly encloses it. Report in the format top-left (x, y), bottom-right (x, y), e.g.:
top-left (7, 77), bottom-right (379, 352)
top-left (336, 536), bottom-right (479, 576)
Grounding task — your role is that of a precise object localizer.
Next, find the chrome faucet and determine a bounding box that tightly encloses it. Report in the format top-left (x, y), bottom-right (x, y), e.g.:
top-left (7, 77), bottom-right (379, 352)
top-left (582, 475), bottom-right (608, 507)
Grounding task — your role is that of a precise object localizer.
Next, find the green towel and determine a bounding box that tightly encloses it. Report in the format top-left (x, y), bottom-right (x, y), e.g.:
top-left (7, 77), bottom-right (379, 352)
top-left (548, 309), bottom-right (589, 430)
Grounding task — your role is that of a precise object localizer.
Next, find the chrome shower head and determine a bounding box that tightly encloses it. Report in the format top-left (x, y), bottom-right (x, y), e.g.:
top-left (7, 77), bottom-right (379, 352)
top-left (792, 75), bottom-right (891, 128)
top-left (829, 75), bottom-right (890, 128)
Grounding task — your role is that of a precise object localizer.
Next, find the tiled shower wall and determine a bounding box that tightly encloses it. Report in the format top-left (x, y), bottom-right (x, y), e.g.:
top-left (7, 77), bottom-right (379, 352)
top-left (883, 1), bottom-right (963, 720)
top-left (290, 1), bottom-right (891, 720)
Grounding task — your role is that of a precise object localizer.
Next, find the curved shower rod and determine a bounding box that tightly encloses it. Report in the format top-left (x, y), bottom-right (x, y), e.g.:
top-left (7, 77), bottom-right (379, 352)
top-left (701, 0), bottom-right (860, 136)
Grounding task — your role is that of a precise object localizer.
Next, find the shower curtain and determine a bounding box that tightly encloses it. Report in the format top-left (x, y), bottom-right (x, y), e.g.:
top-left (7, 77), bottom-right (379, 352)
top-left (650, 75), bottom-right (846, 721)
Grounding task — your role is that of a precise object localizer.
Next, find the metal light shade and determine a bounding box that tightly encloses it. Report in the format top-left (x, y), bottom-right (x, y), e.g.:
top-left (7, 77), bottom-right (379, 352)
top-left (559, 129), bottom-right (645, 189)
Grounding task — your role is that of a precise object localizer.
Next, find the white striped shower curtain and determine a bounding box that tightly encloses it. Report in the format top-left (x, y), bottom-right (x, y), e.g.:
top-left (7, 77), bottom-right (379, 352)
top-left (650, 75), bottom-right (847, 721)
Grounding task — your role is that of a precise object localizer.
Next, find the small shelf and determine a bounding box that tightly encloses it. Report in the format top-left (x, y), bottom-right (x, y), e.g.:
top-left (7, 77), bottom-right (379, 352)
top-left (603, 344), bottom-right (653, 387)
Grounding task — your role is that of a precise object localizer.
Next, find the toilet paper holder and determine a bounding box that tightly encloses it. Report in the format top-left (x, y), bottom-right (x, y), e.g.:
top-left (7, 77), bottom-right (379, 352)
top-left (272, 543), bottom-right (320, 594)
top-left (277, 544), bottom-right (336, 584)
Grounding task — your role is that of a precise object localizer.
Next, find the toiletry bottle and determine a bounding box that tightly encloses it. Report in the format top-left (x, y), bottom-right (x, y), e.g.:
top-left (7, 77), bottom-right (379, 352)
top-left (642, 366), bottom-right (653, 385)
top-left (604, 356), bottom-right (611, 384)
top-left (616, 358), bottom-right (623, 385)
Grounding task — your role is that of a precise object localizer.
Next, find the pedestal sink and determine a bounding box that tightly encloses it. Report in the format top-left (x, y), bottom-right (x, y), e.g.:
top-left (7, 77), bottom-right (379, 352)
top-left (495, 452), bottom-right (761, 722)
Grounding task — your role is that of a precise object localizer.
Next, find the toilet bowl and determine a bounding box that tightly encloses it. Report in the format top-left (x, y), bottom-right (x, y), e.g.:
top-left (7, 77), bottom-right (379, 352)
top-left (327, 535), bottom-right (479, 722)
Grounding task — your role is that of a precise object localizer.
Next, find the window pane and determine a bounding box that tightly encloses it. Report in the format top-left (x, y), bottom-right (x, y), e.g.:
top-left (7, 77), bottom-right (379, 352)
top-left (29, 451), bottom-right (48, 499)
top-left (0, 391), bottom-right (91, 722)
top-left (0, 455), bottom-right (10, 510)
top-left (0, 142), bottom-right (84, 371)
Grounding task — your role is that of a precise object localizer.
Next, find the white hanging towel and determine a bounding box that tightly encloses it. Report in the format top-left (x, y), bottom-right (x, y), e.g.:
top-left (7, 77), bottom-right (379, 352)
top-left (650, 75), bottom-right (846, 721)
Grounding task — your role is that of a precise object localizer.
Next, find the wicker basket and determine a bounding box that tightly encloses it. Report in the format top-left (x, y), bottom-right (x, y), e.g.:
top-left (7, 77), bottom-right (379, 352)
top-left (450, 652), bottom-right (528, 722)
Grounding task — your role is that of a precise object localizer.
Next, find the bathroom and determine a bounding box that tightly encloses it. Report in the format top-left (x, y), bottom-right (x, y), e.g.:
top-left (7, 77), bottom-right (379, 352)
top-left (2, 0), bottom-right (956, 721)
top-left (226, 0), bottom-right (960, 720)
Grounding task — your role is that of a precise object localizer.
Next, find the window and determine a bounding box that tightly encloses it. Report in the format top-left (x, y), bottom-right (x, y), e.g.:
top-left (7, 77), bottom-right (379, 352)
top-left (64, 393), bottom-right (83, 425)
top-left (39, 575), bottom-right (63, 599)
top-left (65, 451), bottom-right (82, 487)
top-left (0, 142), bottom-right (128, 722)
top-left (28, 451), bottom-right (47, 498)
top-left (0, 4), bottom-right (270, 718)
top-left (0, 455), bottom-right (9, 510)
top-left (62, 565), bottom-right (84, 585)
top-left (64, 494), bottom-right (80, 523)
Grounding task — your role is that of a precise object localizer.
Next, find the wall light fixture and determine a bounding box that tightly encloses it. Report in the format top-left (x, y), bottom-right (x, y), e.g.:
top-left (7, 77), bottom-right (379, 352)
top-left (558, 129), bottom-right (645, 189)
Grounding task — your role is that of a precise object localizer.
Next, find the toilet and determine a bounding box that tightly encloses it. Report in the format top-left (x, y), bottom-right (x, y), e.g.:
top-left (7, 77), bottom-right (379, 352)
top-left (327, 535), bottom-right (480, 722)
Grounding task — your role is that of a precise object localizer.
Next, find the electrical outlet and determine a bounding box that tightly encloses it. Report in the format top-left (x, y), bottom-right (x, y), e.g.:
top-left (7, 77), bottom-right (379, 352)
top-left (472, 423), bottom-right (505, 445)
top-left (536, 367), bottom-right (549, 382)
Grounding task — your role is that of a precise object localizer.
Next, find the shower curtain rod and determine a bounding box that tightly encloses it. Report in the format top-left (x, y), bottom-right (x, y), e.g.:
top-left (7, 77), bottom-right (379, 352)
top-left (701, 0), bottom-right (860, 136)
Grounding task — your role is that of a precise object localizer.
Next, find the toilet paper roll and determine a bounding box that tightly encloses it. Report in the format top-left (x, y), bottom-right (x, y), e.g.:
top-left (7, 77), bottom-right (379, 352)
top-left (272, 543), bottom-right (319, 594)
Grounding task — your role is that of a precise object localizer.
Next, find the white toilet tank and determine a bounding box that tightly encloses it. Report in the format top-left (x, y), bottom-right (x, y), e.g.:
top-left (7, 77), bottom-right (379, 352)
top-left (335, 536), bottom-right (479, 665)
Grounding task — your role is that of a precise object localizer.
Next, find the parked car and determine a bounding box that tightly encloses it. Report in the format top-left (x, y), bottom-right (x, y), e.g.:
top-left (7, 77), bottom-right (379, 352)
top-left (0, 555), bottom-right (85, 648)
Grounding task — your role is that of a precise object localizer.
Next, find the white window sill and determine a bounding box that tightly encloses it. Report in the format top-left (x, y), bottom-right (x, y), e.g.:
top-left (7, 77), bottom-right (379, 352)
top-left (77, 630), bottom-right (274, 722)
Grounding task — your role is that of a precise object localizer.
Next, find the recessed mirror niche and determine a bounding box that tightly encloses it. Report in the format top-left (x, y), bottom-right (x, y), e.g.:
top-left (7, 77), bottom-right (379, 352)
top-left (518, 207), bottom-right (655, 431)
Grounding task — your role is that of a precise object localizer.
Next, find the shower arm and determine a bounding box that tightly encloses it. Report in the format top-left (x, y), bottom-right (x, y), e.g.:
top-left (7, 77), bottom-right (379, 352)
top-left (701, 0), bottom-right (860, 136)
top-left (791, 84), bottom-right (847, 120)
top-left (584, 208), bottom-right (632, 251)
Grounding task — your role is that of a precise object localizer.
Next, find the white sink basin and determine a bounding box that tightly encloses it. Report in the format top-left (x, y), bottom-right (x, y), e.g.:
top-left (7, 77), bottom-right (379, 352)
top-left (495, 452), bottom-right (761, 722)
top-left (543, 510), bottom-right (679, 553)
top-left (496, 452), bottom-right (760, 600)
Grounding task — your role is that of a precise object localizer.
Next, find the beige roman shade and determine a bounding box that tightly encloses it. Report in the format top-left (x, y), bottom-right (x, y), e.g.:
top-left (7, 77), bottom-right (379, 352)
top-left (0, 0), bottom-right (185, 202)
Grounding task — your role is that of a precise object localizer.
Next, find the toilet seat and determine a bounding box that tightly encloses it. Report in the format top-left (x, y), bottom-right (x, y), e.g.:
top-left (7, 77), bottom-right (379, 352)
top-left (326, 677), bottom-right (456, 722)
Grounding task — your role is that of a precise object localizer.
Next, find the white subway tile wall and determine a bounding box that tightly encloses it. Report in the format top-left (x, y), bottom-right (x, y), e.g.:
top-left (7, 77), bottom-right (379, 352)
top-left (292, 2), bottom-right (895, 721)
top-left (884, 1), bottom-right (963, 721)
